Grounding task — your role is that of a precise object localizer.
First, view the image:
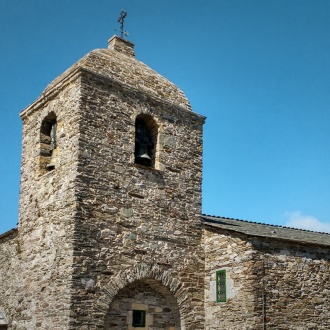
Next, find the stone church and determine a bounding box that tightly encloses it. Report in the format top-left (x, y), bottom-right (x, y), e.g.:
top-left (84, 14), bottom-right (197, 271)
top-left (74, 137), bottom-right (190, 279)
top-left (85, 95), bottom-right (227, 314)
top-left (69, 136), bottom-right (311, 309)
top-left (1, 36), bottom-right (330, 330)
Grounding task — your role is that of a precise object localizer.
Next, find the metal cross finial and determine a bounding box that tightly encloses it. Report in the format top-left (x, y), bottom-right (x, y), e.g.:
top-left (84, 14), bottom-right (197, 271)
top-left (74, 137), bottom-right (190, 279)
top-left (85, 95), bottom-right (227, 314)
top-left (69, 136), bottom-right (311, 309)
top-left (117, 10), bottom-right (128, 38)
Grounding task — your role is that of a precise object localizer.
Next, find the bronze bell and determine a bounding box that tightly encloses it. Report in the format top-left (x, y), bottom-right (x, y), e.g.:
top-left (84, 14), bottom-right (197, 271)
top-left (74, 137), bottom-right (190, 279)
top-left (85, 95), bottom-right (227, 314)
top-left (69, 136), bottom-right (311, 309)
top-left (46, 121), bottom-right (58, 170)
top-left (135, 143), bottom-right (151, 165)
top-left (46, 148), bottom-right (58, 170)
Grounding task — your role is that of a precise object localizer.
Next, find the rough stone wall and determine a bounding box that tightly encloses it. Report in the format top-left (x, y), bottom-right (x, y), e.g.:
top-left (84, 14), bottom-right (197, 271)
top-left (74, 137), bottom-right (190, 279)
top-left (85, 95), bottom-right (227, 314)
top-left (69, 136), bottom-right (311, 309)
top-left (253, 237), bottom-right (330, 329)
top-left (1, 38), bottom-right (204, 329)
top-left (204, 227), bottom-right (261, 330)
top-left (0, 231), bottom-right (19, 330)
top-left (69, 71), bottom-right (205, 329)
top-left (0, 76), bottom-right (82, 329)
top-left (204, 226), bottom-right (330, 330)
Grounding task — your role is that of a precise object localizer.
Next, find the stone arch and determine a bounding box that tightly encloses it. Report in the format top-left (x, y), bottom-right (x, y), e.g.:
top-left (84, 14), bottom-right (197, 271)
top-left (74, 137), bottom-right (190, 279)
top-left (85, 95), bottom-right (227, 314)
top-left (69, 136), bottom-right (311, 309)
top-left (105, 279), bottom-right (181, 329)
top-left (96, 263), bottom-right (190, 329)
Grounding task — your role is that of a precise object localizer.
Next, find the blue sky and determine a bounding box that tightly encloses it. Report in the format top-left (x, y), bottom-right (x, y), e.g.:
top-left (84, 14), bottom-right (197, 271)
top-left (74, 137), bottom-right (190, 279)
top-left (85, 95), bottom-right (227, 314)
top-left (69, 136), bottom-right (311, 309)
top-left (1, 0), bottom-right (330, 234)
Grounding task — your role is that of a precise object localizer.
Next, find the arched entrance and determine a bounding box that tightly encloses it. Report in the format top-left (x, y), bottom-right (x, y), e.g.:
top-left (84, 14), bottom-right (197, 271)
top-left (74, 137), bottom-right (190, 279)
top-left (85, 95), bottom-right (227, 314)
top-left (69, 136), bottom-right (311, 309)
top-left (104, 279), bottom-right (181, 329)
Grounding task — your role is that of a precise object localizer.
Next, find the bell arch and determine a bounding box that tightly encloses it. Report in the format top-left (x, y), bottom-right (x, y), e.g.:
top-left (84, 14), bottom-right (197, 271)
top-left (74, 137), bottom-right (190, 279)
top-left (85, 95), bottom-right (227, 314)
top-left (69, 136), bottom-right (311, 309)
top-left (95, 263), bottom-right (190, 329)
top-left (0, 307), bottom-right (8, 329)
top-left (39, 111), bottom-right (58, 174)
top-left (134, 114), bottom-right (158, 167)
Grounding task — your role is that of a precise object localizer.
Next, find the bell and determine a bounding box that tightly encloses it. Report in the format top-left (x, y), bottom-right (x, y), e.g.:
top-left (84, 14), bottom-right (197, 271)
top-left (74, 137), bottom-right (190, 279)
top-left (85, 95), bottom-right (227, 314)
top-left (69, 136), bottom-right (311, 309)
top-left (135, 144), bottom-right (151, 166)
top-left (46, 148), bottom-right (58, 170)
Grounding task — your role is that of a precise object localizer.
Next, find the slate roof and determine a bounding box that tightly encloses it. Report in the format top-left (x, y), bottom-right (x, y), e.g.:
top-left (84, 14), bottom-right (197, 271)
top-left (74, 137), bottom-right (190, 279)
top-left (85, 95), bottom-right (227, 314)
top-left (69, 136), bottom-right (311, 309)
top-left (202, 214), bottom-right (330, 247)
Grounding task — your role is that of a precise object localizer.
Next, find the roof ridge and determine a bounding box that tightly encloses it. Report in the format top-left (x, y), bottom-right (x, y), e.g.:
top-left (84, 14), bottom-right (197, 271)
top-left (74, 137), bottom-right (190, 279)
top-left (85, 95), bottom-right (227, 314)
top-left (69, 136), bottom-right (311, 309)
top-left (201, 213), bottom-right (330, 236)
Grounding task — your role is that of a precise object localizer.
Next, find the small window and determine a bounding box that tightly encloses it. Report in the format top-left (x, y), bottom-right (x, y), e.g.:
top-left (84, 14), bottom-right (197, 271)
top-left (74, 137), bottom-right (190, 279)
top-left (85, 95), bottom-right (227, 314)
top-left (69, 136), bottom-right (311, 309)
top-left (216, 270), bottom-right (226, 302)
top-left (134, 114), bottom-right (157, 167)
top-left (132, 310), bottom-right (146, 327)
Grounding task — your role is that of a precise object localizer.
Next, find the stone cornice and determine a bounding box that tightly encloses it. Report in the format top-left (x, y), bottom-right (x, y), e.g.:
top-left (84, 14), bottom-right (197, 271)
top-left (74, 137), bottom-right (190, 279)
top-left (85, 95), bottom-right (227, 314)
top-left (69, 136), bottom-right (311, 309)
top-left (20, 66), bottom-right (206, 124)
top-left (0, 227), bottom-right (18, 242)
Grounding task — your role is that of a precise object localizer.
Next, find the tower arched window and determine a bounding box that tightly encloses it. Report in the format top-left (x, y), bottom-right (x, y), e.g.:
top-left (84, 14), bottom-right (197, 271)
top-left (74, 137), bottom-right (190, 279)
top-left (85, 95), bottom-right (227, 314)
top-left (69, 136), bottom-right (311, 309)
top-left (134, 114), bottom-right (158, 168)
top-left (0, 307), bottom-right (8, 329)
top-left (39, 112), bottom-right (58, 174)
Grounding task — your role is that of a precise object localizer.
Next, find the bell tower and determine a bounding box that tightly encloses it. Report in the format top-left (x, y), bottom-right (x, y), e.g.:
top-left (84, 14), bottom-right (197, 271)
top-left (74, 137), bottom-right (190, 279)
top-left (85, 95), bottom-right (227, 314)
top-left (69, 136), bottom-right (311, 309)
top-left (17, 36), bottom-right (205, 329)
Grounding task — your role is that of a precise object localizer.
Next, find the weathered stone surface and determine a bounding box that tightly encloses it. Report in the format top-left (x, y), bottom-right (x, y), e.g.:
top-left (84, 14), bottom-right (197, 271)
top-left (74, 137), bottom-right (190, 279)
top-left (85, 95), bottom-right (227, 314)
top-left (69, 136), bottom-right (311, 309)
top-left (0, 36), bottom-right (205, 329)
top-left (204, 224), bottom-right (330, 329)
top-left (1, 35), bottom-right (330, 330)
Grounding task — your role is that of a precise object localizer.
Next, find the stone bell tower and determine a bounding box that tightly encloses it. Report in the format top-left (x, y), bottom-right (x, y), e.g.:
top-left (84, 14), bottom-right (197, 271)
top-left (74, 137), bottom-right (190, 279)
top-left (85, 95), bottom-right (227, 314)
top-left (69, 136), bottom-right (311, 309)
top-left (16, 36), bottom-right (205, 329)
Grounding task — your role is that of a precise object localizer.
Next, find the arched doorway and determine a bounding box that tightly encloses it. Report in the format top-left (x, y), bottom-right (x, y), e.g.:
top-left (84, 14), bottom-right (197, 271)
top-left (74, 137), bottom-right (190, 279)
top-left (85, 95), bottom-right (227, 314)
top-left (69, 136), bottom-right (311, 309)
top-left (104, 279), bottom-right (181, 329)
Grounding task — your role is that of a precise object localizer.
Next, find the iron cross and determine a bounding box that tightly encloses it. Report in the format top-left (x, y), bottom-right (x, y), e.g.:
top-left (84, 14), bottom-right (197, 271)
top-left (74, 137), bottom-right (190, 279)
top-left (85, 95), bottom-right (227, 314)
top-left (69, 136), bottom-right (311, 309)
top-left (117, 10), bottom-right (127, 38)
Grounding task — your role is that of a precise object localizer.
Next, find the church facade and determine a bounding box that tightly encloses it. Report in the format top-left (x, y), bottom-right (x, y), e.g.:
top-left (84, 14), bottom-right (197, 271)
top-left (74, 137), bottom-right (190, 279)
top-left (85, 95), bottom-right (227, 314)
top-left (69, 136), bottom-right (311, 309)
top-left (0, 36), bottom-right (329, 330)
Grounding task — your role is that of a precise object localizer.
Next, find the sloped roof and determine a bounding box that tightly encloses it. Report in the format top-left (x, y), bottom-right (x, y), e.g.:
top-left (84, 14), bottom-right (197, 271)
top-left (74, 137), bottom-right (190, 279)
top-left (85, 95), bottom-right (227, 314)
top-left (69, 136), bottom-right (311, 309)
top-left (44, 37), bottom-right (191, 111)
top-left (202, 214), bottom-right (330, 247)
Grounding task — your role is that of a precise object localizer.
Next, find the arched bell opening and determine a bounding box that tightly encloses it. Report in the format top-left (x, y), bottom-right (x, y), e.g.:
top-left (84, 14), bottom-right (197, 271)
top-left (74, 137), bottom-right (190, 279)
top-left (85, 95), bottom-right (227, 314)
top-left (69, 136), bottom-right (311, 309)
top-left (104, 279), bottom-right (181, 330)
top-left (134, 114), bottom-right (158, 168)
top-left (0, 307), bottom-right (8, 330)
top-left (39, 112), bottom-right (58, 174)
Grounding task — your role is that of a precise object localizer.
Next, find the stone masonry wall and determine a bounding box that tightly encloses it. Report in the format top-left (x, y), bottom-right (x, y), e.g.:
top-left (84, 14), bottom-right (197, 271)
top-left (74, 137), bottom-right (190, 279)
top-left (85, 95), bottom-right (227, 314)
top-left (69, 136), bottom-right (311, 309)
top-left (0, 231), bottom-right (19, 329)
top-left (253, 236), bottom-right (330, 329)
top-left (204, 226), bottom-right (330, 330)
top-left (1, 37), bottom-right (205, 329)
top-left (204, 227), bottom-right (261, 330)
top-left (1, 76), bottom-right (83, 330)
top-left (69, 71), bottom-right (205, 329)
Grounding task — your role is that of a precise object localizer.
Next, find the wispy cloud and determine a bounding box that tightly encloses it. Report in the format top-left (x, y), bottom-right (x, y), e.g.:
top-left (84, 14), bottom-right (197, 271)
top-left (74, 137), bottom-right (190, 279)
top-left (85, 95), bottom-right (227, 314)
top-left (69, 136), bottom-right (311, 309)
top-left (284, 211), bottom-right (330, 233)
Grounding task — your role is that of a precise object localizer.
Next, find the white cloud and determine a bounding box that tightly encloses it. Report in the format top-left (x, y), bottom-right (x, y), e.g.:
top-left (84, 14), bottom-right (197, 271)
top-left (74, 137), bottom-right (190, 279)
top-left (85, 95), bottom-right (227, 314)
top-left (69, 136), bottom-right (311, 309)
top-left (284, 211), bottom-right (330, 233)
